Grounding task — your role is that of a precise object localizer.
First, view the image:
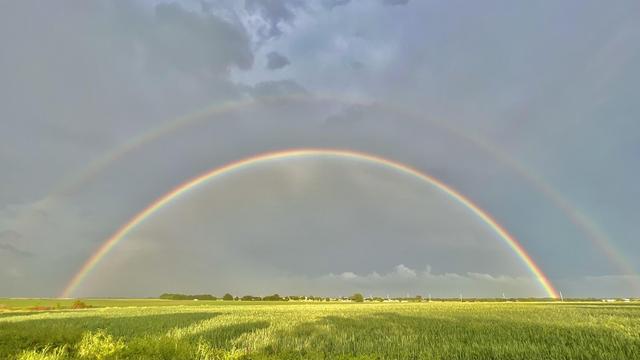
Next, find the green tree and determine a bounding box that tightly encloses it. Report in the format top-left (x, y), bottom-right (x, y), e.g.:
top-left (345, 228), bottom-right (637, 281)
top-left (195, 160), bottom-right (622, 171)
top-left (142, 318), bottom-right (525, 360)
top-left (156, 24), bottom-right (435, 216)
top-left (262, 294), bottom-right (283, 301)
top-left (223, 293), bottom-right (233, 301)
top-left (350, 293), bottom-right (364, 302)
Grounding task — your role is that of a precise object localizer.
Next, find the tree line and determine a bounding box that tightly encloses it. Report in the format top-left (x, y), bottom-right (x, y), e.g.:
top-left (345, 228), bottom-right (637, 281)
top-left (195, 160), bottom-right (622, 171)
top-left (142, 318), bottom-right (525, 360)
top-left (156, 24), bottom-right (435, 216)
top-left (159, 293), bottom-right (566, 302)
top-left (159, 293), bottom-right (218, 300)
top-left (159, 293), bottom-right (367, 302)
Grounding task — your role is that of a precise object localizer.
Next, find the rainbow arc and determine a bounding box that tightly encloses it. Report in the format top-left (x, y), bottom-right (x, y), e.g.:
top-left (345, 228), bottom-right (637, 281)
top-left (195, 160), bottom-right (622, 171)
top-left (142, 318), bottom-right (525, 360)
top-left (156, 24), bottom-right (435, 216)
top-left (61, 149), bottom-right (559, 299)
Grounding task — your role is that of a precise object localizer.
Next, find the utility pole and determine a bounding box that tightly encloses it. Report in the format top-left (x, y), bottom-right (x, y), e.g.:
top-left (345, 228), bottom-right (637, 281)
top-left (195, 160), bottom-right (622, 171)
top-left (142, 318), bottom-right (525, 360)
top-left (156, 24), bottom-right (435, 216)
top-left (559, 291), bottom-right (564, 302)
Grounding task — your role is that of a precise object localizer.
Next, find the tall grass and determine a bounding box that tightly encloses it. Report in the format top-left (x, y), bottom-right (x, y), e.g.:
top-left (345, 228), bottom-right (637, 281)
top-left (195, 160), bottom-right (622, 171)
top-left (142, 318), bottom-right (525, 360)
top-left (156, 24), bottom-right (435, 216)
top-left (1, 302), bottom-right (639, 359)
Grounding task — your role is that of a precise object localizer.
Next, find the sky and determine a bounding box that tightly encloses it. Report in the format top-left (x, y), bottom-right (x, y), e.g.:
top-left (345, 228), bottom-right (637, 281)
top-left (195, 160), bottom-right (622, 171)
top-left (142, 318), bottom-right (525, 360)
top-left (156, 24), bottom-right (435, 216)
top-left (1, 0), bottom-right (639, 298)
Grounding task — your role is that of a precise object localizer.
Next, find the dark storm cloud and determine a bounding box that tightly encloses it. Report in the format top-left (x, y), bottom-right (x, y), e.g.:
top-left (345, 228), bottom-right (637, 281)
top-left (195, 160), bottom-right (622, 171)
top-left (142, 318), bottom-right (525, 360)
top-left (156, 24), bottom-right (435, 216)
top-left (266, 51), bottom-right (291, 70)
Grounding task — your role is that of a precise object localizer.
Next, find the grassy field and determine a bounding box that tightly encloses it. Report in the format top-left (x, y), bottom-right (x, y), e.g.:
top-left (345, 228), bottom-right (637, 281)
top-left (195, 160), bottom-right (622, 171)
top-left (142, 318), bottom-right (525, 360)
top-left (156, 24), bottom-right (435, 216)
top-left (1, 300), bottom-right (639, 359)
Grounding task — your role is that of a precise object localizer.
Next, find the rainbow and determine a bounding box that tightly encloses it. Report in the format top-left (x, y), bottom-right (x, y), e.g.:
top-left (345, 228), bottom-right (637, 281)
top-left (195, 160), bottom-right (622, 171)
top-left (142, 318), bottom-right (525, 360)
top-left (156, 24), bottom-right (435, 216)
top-left (33, 94), bottom-right (635, 288)
top-left (61, 148), bottom-right (560, 299)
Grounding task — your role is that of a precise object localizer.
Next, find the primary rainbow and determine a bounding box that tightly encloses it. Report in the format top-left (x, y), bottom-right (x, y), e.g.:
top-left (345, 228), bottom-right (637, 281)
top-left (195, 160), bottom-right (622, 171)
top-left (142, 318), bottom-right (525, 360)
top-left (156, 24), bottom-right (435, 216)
top-left (61, 148), bottom-right (560, 299)
top-left (37, 93), bottom-right (635, 286)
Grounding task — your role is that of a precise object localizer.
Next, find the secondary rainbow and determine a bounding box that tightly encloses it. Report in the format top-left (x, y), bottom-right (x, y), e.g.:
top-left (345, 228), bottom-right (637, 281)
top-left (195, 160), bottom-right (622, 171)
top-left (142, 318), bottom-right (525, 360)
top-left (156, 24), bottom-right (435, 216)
top-left (61, 149), bottom-right (560, 299)
top-left (36, 93), bottom-right (634, 285)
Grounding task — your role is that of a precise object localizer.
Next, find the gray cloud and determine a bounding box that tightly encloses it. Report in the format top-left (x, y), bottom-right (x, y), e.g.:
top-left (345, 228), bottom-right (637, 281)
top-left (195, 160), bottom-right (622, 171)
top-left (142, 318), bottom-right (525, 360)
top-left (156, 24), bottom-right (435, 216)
top-left (323, 104), bottom-right (368, 126)
top-left (249, 79), bottom-right (308, 97)
top-left (1, 0), bottom-right (639, 298)
top-left (0, 230), bottom-right (22, 242)
top-left (557, 275), bottom-right (640, 299)
top-left (0, 243), bottom-right (32, 258)
top-left (0, 1), bottom-right (254, 207)
top-left (151, 3), bottom-right (254, 73)
top-left (382, 0), bottom-right (410, 6)
top-left (0, 230), bottom-right (32, 257)
top-left (322, 0), bottom-right (352, 10)
top-left (244, 0), bottom-right (305, 38)
top-left (0, 0), bottom-right (259, 296)
top-left (266, 51), bottom-right (291, 70)
top-left (350, 60), bottom-right (365, 70)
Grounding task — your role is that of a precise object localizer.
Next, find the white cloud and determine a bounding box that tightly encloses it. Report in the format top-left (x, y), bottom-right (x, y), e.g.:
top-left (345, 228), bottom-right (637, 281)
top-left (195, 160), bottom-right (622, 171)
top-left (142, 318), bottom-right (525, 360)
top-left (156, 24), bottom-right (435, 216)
top-left (291, 264), bottom-right (545, 298)
top-left (394, 264), bottom-right (417, 278)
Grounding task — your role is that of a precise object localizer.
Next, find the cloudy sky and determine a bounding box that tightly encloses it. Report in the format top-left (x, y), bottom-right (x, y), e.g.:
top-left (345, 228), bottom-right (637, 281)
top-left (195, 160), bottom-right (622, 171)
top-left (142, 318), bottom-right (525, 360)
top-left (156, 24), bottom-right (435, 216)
top-left (1, 0), bottom-right (639, 298)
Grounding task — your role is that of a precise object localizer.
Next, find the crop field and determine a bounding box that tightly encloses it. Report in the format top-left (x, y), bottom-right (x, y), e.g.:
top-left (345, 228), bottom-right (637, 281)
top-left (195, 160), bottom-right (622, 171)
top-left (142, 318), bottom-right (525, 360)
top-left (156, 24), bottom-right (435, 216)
top-left (1, 300), bottom-right (639, 360)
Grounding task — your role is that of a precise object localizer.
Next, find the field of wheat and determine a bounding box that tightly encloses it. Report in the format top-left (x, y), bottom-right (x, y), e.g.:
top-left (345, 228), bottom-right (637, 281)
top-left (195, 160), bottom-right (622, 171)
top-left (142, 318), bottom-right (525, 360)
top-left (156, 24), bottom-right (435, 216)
top-left (1, 300), bottom-right (639, 359)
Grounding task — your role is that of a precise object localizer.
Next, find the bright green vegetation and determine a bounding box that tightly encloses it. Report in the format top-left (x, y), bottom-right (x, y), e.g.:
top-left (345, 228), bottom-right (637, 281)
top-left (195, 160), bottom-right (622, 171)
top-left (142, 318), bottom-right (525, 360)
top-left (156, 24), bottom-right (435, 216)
top-left (1, 300), bottom-right (639, 359)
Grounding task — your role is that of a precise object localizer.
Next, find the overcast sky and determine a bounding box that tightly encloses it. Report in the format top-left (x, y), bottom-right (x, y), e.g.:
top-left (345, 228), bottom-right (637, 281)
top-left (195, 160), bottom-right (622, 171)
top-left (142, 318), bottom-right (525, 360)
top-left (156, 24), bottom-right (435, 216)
top-left (1, 0), bottom-right (639, 298)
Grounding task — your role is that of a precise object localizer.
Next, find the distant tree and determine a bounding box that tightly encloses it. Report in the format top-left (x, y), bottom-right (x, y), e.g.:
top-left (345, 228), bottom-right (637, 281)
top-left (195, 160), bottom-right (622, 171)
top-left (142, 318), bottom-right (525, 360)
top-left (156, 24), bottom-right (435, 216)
top-left (160, 293), bottom-right (179, 300)
top-left (262, 294), bottom-right (283, 301)
top-left (223, 293), bottom-right (234, 301)
top-left (350, 293), bottom-right (364, 302)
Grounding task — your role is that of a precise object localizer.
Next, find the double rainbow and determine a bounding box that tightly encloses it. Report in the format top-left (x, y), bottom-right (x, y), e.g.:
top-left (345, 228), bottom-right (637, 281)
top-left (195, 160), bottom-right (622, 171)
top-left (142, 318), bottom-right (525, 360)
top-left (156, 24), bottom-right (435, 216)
top-left (39, 94), bottom-right (633, 288)
top-left (61, 148), bottom-right (559, 299)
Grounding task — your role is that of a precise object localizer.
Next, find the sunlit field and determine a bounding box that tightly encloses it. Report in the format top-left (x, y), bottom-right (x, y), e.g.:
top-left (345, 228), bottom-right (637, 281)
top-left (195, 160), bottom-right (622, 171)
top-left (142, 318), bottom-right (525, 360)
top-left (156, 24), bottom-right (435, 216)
top-left (1, 300), bottom-right (639, 360)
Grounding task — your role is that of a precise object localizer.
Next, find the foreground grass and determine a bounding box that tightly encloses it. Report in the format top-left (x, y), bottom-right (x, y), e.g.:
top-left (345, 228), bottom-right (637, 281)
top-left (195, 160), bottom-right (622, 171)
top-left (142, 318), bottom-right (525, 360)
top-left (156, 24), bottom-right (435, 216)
top-left (1, 301), bottom-right (639, 359)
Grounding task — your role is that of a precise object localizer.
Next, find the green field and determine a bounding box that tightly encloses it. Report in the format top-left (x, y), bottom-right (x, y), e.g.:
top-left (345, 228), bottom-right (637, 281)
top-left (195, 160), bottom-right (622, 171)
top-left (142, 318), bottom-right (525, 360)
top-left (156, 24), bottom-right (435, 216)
top-left (1, 299), bottom-right (639, 359)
